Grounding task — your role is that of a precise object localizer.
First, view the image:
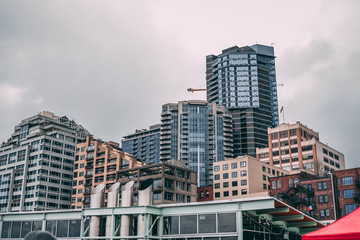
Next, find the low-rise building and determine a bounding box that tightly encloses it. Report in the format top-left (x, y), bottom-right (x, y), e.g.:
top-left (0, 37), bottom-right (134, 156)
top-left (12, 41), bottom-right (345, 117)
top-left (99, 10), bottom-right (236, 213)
top-left (269, 171), bottom-right (335, 224)
top-left (72, 136), bottom-right (143, 209)
top-left (116, 160), bottom-right (197, 204)
top-left (334, 168), bottom-right (360, 218)
top-left (257, 122), bottom-right (345, 176)
top-left (213, 155), bottom-right (288, 200)
top-left (269, 168), bottom-right (360, 224)
top-left (0, 196), bottom-right (324, 239)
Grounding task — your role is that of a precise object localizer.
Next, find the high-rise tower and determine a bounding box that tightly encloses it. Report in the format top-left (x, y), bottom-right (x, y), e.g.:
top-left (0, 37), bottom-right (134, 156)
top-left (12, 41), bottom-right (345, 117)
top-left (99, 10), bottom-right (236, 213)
top-left (206, 44), bottom-right (278, 157)
top-left (159, 100), bottom-right (233, 187)
top-left (0, 111), bottom-right (90, 212)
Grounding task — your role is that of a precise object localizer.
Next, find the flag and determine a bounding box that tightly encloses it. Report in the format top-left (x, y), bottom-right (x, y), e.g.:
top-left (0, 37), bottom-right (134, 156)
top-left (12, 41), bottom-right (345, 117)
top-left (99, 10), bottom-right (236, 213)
top-left (307, 205), bottom-right (313, 211)
top-left (280, 106), bottom-right (283, 113)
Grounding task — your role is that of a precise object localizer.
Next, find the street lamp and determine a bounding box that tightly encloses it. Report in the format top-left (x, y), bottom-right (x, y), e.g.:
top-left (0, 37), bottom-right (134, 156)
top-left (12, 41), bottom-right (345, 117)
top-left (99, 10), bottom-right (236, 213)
top-left (327, 171), bottom-right (337, 221)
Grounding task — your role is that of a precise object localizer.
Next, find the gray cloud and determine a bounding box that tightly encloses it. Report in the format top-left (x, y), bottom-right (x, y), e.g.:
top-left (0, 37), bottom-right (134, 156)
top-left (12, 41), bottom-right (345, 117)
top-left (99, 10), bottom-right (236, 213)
top-left (0, 0), bottom-right (359, 168)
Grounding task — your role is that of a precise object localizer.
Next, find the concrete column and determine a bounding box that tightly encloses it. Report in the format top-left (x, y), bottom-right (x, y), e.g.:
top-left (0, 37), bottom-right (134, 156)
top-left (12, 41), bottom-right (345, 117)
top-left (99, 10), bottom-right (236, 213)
top-left (106, 182), bottom-right (120, 237)
top-left (137, 179), bottom-right (153, 239)
top-left (120, 181), bottom-right (135, 238)
top-left (89, 183), bottom-right (105, 237)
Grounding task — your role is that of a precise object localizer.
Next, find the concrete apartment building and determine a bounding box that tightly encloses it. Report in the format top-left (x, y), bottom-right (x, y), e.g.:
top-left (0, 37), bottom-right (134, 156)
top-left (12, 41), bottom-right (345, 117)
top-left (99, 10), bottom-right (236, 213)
top-left (122, 124), bottom-right (161, 164)
top-left (160, 100), bottom-right (233, 187)
top-left (72, 136), bottom-right (143, 209)
top-left (256, 122), bottom-right (345, 175)
top-left (116, 160), bottom-right (197, 204)
top-left (206, 44), bottom-right (279, 157)
top-left (269, 168), bottom-right (360, 224)
top-left (0, 111), bottom-right (90, 212)
top-left (213, 155), bottom-right (288, 200)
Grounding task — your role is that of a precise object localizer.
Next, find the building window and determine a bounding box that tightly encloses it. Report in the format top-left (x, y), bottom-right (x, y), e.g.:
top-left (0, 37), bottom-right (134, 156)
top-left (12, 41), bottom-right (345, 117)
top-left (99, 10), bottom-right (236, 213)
top-left (200, 192), bottom-right (204, 198)
top-left (223, 173), bottom-right (229, 179)
top-left (241, 189), bottom-right (247, 195)
top-left (342, 177), bottom-right (353, 186)
top-left (214, 174), bottom-right (220, 180)
top-left (231, 163), bottom-right (237, 169)
top-left (241, 180), bottom-right (247, 186)
top-left (223, 182), bottom-right (229, 188)
top-left (262, 175), bottom-right (266, 181)
top-left (262, 166), bottom-right (266, 172)
top-left (240, 170), bottom-right (247, 176)
top-left (322, 182), bottom-right (327, 190)
top-left (345, 204), bottom-right (357, 215)
top-left (319, 196), bottom-right (324, 203)
top-left (214, 166), bottom-right (220, 172)
top-left (223, 191), bottom-right (229, 197)
top-left (319, 209), bottom-right (325, 218)
top-left (272, 181), bottom-right (277, 190)
top-left (223, 164), bottom-right (228, 170)
top-left (215, 183), bottom-right (220, 189)
top-left (240, 161), bottom-right (246, 167)
top-left (277, 180), bottom-right (282, 189)
top-left (344, 189), bottom-right (355, 199)
top-left (317, 182), bottom-right (322, 190)
top-left (339, 190), bottom-right (342, 197)
top-left (232, 190), bottom-right (238, 196)
top-left (232, 172), bottom-right (238, 178)
top-left (232, 181), bottom-right (238, 187)
top-left (215, 192), bottom-right (220, 198)
top-left (263, 184), bottom-right (267, 190)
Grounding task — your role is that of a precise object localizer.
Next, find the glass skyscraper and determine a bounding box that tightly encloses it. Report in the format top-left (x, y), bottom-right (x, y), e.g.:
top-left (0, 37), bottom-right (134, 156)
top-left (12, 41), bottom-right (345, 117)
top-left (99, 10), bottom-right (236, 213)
top-left (160, 101), bottom-right (233, 187)
top-left (121, 124), bottom-right (161, 164)
top-left (206, 44), bottom-right (279, 157)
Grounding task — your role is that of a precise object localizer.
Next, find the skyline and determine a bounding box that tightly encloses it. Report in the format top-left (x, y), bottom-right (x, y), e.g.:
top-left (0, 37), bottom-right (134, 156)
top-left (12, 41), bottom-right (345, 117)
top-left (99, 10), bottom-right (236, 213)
top-left (0, 1), bottom-right (359, 168)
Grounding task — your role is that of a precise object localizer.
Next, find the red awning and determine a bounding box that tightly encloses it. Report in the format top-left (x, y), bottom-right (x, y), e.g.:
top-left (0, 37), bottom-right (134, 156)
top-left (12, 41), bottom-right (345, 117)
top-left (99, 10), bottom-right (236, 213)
top-left (302, 207), bottom-right (360, 240)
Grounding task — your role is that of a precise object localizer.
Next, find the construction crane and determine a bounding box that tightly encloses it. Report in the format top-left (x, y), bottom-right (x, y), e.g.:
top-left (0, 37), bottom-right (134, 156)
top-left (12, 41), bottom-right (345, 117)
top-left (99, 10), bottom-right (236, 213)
top-left (187, 88), bottom-right (206, 93)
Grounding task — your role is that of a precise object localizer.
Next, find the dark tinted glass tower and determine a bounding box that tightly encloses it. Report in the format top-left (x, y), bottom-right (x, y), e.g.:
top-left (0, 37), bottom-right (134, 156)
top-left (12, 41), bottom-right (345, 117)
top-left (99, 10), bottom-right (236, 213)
top-left (206, 44), bottom-right (278, 157)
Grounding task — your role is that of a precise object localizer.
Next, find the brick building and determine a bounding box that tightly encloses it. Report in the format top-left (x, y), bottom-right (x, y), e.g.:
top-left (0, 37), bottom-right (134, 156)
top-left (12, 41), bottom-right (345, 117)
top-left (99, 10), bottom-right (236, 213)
top-left (269, 171), bottom-right (335, 224)
top-left (72, 136), bottom-right (143, 209)
top-left (257, 122), bottom-right (345, 176)
top-left (270, 168), bottom-right (360, 224)
top-left (334, 168), bottom-right (360, 218)
top-left (197, 186), bottom-right (213, 202)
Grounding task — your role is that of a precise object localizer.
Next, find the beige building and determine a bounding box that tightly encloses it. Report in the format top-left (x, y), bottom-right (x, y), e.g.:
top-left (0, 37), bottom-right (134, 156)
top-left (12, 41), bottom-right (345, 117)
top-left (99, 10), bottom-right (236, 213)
top-left (213, 155), bottom-right (288, 200)
top-left (256, 122), bottom-right (345, 176)
top-left (72, 136), bottom-right (143, 209)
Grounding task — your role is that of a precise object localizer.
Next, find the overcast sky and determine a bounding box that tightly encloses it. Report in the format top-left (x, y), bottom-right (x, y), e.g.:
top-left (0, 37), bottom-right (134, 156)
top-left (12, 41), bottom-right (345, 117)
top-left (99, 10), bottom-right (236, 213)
top-left (0, 1), bottom-right (359, 168)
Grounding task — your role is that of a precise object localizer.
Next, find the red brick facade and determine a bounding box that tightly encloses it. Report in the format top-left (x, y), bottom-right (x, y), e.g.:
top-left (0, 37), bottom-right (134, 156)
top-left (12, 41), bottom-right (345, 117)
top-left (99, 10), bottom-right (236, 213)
top-left (270, 168), bottom-right (360, 222)
top-left (197, 186), bottom-right (213, 202)
top-left (270, 172), bottom-right (335, 222)
top-left (334, 168), bottom-right (360, 218)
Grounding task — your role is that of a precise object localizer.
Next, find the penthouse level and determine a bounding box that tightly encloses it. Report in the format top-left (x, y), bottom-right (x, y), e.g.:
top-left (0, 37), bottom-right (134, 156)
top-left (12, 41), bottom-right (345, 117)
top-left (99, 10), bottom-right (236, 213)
top-left (0, 196), bottom-right (323, 240)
